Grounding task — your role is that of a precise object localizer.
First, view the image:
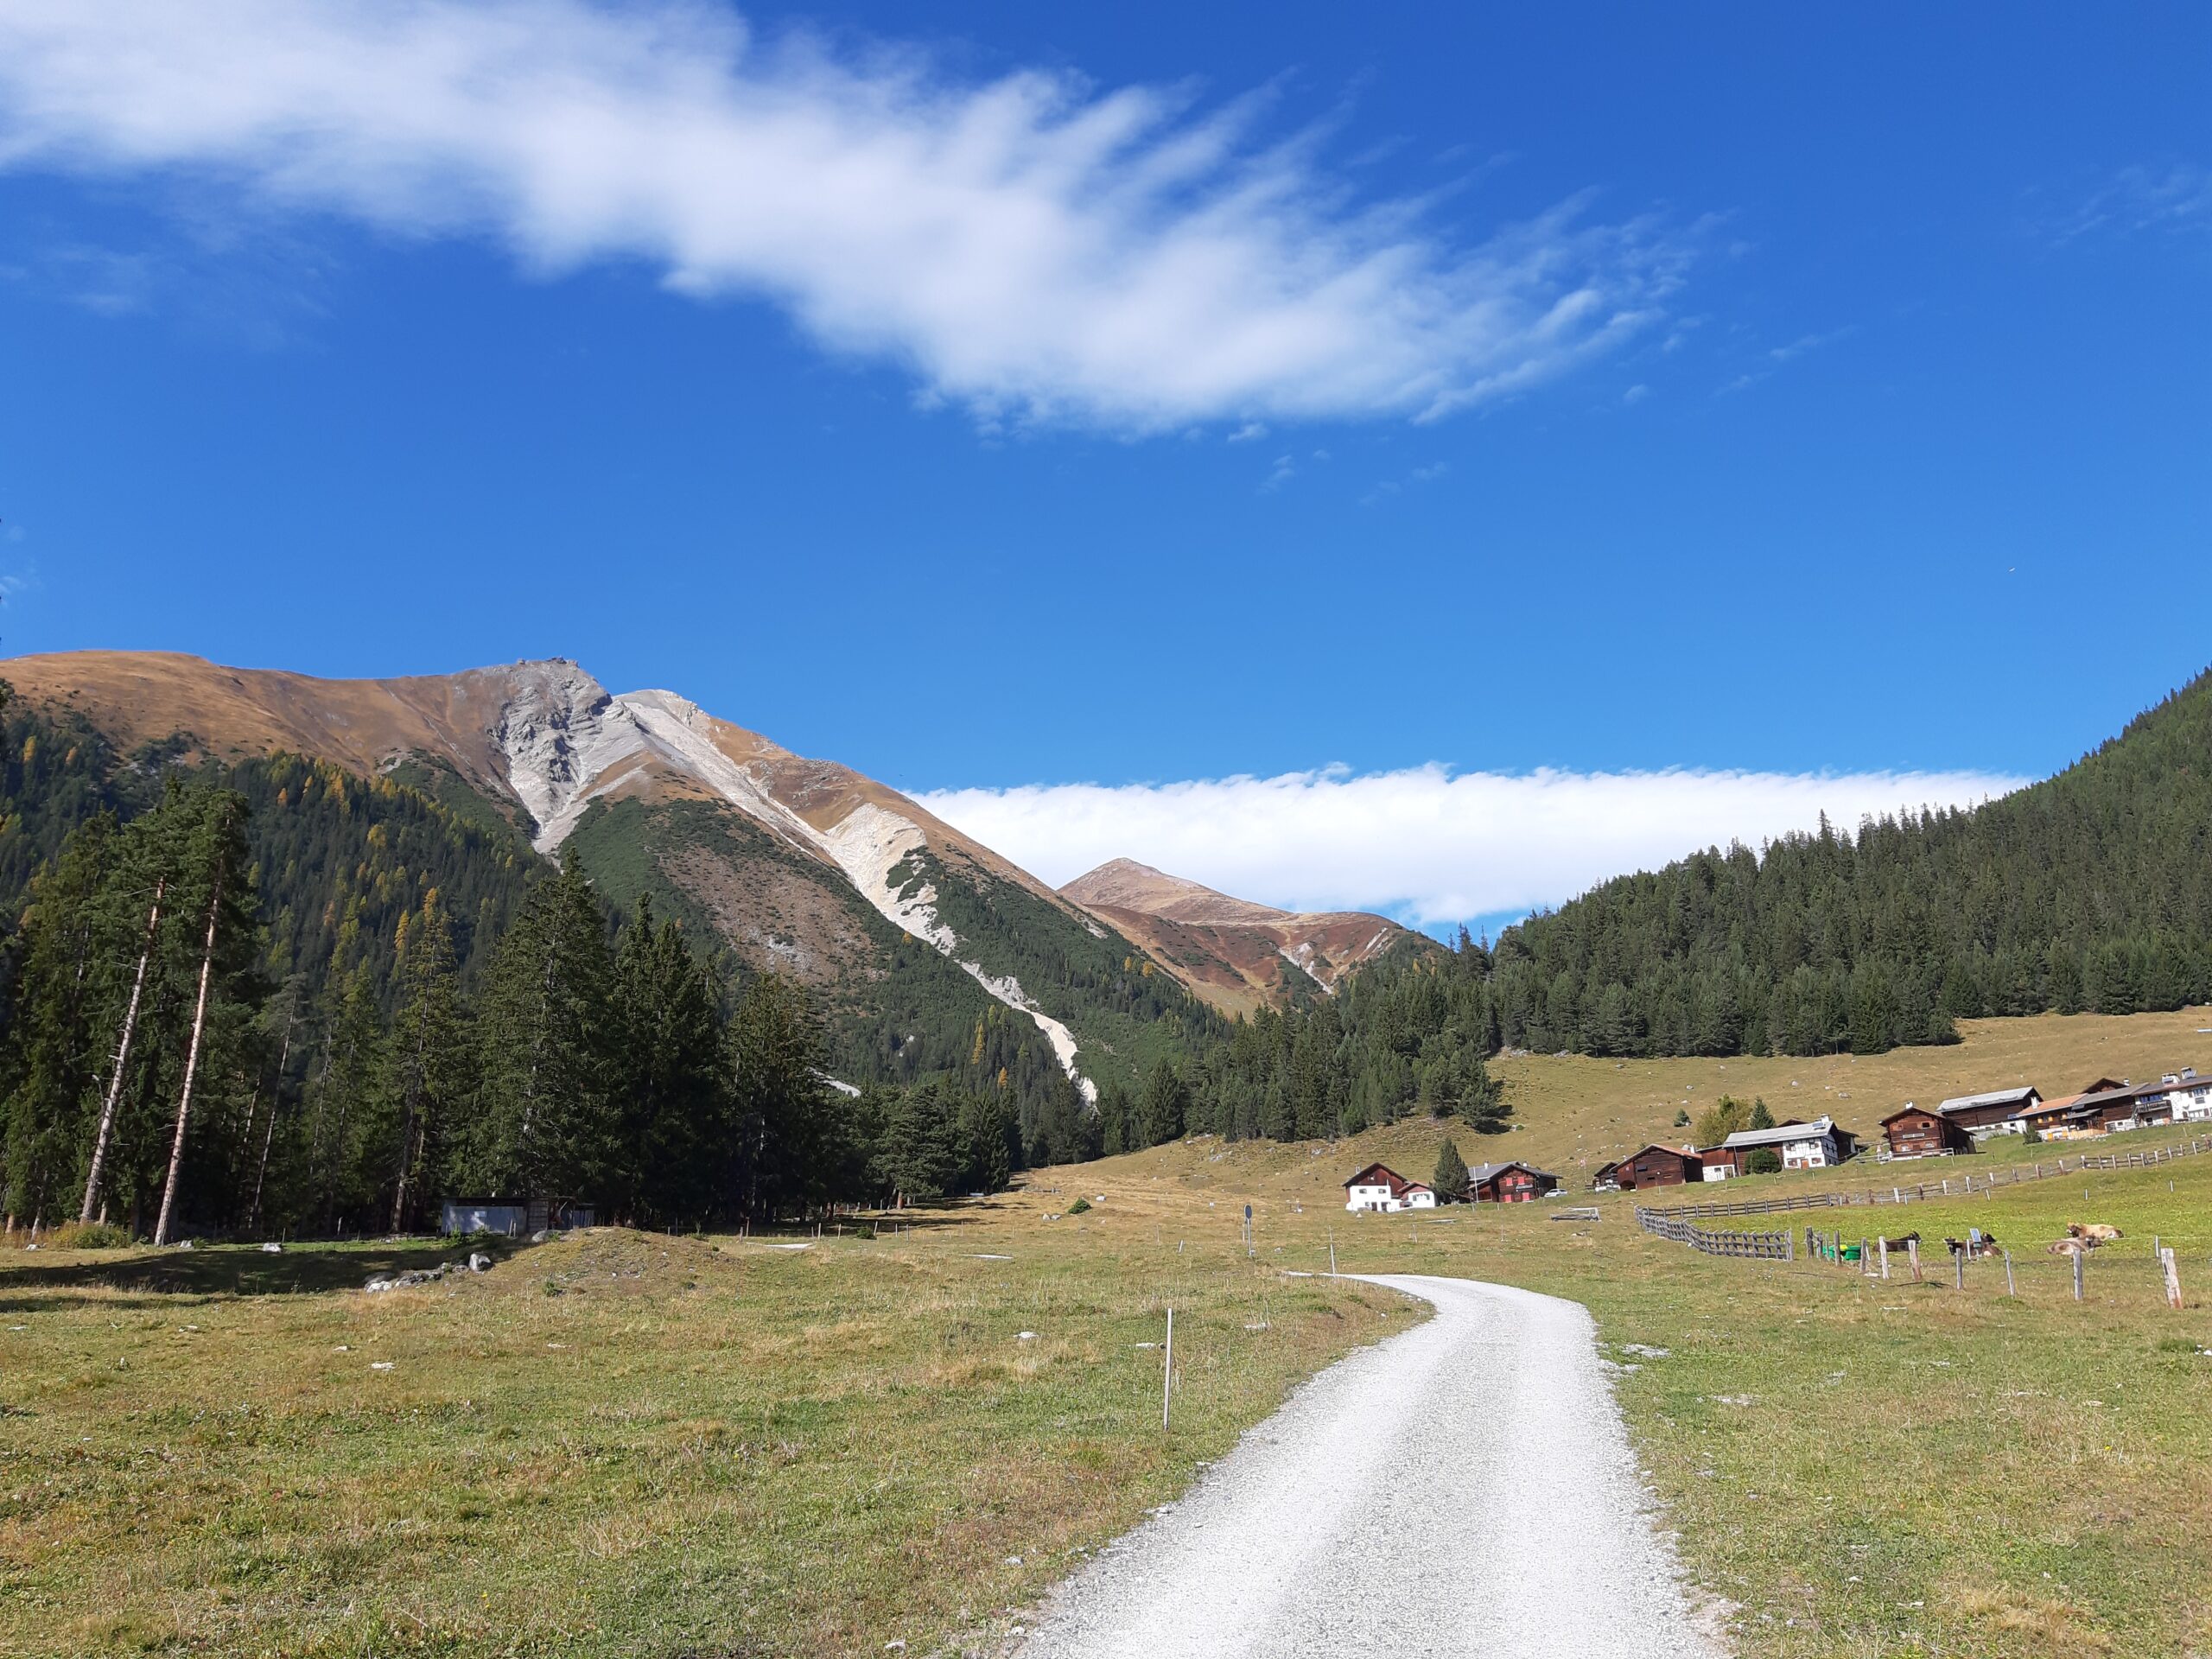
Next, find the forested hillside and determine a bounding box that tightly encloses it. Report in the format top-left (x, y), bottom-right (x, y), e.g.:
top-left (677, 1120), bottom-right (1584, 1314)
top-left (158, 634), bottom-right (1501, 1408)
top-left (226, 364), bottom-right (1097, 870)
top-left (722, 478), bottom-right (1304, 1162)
top-left (0, 690), bottom-right (1043, 1236)
top-left (1180, 931), bottom-right (1508, 1142)
top-left (1487, 669), bottom-right (2212, 1057)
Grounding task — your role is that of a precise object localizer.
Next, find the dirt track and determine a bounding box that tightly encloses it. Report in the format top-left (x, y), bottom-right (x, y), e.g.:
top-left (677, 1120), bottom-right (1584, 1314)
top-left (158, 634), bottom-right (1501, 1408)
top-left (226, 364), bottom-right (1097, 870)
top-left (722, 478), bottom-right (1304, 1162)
top-left (1019, 1273), bottom-right (1723, 1658)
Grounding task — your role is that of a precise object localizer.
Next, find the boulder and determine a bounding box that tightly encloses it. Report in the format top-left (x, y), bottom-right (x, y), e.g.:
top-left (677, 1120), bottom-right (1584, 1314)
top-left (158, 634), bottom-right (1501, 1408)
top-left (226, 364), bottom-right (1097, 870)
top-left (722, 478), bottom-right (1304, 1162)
top-left (468, 1252), bottom-right (493, 1273)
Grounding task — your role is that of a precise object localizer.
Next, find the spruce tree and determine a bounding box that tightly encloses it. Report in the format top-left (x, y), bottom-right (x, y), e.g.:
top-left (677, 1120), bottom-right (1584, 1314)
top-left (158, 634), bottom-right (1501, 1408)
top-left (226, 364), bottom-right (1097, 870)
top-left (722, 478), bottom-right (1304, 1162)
top-left (1137, 1058), bottom-right (1187, 1147)
top-left (613, 899), bottom-right (731, 1225)
top-left (1432, 1136), bottom-right (1469, 1202)
top-left (463, 851), bottom-right (616, 1208)
top-left (874, 1080), bottom-right (962, 1205)
top-left (384, 899), bottom-right (473, 1233)
top-left (303, 968), bottom-right (386, 1232)
top-left (728, 970), bottom-right (830, 1220)
top-left (0, 813), bottom-right (120, 1225)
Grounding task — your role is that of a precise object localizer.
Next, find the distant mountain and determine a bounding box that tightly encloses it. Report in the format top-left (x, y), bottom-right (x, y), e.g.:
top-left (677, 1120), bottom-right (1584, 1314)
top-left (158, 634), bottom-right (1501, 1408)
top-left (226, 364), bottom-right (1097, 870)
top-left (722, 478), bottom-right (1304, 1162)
top-left (1060, 857), bottom-right (1420, 1016)
top-left (1, 652), bottom-right (1212, 1106)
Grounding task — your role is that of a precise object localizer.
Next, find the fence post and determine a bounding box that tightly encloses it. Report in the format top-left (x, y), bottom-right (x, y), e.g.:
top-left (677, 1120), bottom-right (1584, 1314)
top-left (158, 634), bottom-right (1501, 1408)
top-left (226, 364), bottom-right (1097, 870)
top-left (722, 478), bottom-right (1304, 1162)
top-left (1907, 1237), bottom-right (1921, 1282)
top-left (1955, 1245), bottom-right (1965, 1291)
top-left (1860, 1238), bottom-right (1871, 1276)
top-left (1785, 1228), bottom-right (1794, 1262)
top-left (2073, 1248), bottom-right (2084, 1302)
top-left (2163, 1248), bottom-right (2183, 1311)
top-left (1163, 1307), bottom-right (1174, 1429)
top-left (1878, 1236), bottom-right (1890, 1280)
top-left (2003, 1249), bottom-right (2015, 1297)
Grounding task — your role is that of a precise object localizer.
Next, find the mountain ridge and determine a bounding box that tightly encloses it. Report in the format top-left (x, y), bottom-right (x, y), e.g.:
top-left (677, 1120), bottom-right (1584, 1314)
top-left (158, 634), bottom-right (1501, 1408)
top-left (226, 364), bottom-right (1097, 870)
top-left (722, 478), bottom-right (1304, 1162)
top-left (1059, 856), bottom-right (1419, 1017)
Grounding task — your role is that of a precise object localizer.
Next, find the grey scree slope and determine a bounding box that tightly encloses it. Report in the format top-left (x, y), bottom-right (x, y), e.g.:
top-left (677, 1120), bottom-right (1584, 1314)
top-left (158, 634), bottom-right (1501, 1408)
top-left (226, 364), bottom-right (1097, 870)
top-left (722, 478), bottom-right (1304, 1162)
top-left (1019, 1274), bottom-right (1722, 1659)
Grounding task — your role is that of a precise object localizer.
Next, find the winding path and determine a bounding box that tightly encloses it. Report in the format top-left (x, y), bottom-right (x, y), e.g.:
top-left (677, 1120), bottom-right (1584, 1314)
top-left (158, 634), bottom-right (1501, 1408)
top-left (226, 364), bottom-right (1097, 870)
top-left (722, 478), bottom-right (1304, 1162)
top-left (1019, 1274), bottom-right (1722, 1658)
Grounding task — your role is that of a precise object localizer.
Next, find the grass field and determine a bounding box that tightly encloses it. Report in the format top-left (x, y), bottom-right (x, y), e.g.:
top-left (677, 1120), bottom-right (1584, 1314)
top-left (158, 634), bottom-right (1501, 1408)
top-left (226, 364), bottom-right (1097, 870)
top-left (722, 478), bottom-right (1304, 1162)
top-left (0, 1217), bottom-right (1408, 1657)
top-left (1478, 1002), bottom-right (2212, 1181)
top-left (7, 1007), bottom-right (2212, 1658)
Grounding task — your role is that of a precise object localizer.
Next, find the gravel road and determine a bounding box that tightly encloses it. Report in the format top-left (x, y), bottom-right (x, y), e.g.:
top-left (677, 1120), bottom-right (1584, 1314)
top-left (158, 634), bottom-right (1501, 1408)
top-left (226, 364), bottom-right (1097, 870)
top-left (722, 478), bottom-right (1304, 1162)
top-left (1018, 1274), bottom-right (1722, 1659)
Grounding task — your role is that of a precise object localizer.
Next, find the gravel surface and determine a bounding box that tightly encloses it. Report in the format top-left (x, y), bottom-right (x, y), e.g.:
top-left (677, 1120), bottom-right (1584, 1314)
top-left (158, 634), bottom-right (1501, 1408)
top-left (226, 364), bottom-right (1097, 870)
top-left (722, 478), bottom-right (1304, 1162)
top-left (1018, 1274), bottom-right (1724, 1658)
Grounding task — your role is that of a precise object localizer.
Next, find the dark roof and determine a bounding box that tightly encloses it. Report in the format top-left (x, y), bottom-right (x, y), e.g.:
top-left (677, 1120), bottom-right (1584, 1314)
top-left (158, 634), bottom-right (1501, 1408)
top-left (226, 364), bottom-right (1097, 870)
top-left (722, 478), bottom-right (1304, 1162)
top-left (1881, 1104), bottom-right (1944, 1125)
top-left (1343, 1162), bottom-right (1407, 1189)
top-left (2072, 1085), bottom-right (2139, 1112)
top-left (1467, 1160), bottom-right (1556, 1183)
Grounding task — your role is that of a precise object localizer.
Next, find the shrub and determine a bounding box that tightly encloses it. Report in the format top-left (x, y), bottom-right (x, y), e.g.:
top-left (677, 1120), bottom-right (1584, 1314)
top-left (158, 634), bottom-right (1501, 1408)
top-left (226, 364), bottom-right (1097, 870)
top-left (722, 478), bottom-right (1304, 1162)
top-left (1745, 1148), bottom-right (1783, 1176)
top-left (42, 1221), bottom-right (133, 1249)
top-left (1066, 1198), bottom-right (1091, 1215)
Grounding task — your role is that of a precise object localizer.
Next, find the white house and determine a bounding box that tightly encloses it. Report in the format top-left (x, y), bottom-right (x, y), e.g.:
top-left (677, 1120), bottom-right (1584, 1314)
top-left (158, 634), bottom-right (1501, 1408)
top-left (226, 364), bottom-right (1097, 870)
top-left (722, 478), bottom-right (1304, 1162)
top-left (1343, 1163), bottom-right (1433, 1212)
top-left (1717, 1115), bottom-right (1854, 1171)
top-left (2139, 1069), bottom-right (2212, 1124)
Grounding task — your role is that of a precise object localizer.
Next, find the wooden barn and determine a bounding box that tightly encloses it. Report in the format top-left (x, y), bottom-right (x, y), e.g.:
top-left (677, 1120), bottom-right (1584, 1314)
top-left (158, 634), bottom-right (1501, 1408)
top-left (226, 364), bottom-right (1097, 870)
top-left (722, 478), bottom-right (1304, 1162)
top-left (2075, 1083), bottom-right (2148, 1133)
top-left (1467, 1161), bottom-right (1559, 1204)
top-left (1934, 1085), bottom-right (2040, 1137)
top-left (1600, 1144), bottom-right (1703, 1191)
top-left (1881, 1104), bottom-right (1974, 1159)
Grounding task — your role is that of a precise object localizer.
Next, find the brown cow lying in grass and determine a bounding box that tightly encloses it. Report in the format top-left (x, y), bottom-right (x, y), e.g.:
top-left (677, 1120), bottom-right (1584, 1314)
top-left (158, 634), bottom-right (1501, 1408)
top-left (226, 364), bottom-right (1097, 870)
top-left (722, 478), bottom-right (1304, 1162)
top-left (2068, 1223), bottom-right (2125, 1243)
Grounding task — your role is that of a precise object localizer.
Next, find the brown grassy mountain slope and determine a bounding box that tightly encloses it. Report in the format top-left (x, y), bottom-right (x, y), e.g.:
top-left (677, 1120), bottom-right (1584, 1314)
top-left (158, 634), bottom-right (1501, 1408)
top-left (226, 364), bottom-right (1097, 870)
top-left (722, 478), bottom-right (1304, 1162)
top-left (1059, 857), bottom-right (1415, 1017)
top-left (2, 651), bottom-right (1173, 1098)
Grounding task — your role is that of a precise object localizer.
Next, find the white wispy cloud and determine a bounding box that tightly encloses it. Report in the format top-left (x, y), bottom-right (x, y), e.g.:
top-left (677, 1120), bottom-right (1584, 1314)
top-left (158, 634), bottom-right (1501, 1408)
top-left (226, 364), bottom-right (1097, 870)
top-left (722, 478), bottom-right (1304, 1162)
top-left (1360, 460), bottom-right (1447, 505)
top-left (2049, 162), bottom-right (2212, 245)
top-left (0, 0), bottom-right (1694, 430)
top-left (920, 763), bottom-right (2028, 927)
top-left (1719, 326), bottom-right (1852, 395)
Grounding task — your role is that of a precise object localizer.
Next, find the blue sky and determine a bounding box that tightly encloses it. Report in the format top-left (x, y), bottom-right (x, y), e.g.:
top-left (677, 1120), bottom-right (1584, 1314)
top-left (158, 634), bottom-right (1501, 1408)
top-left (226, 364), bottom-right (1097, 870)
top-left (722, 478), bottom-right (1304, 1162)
top-left (0, 2), bottom-right (2206, 933)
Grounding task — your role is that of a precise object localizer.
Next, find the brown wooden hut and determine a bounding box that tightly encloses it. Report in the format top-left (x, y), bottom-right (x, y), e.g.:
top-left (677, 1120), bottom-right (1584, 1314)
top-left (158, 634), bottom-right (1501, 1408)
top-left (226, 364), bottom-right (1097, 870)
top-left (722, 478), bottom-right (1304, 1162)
top-left (1881, 1104), bottom-right (1974, 1159)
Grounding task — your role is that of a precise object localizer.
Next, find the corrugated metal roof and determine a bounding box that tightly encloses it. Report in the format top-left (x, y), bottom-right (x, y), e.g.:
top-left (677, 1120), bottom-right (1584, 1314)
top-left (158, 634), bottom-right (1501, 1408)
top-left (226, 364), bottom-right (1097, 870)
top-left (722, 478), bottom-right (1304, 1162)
top-left (1719, 1115), bottom-right (1836, 1149)
top-left (1936, 1085), bottom-right (2040, 1115)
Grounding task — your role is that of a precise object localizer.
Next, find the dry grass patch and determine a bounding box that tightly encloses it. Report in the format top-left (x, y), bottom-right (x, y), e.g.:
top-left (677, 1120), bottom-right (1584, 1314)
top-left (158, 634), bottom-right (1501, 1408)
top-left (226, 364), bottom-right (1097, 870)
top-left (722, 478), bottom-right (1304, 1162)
top-left (0, 1221), bottom-right (1397, 1658)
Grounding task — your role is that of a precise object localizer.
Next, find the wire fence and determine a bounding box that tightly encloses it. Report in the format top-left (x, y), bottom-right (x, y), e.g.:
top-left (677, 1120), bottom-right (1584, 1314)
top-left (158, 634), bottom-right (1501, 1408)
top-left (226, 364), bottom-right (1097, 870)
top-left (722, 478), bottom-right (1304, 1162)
top-left (1635, 1132), bottom-right (2212, 1221)
top-left (1639, 1208), bottom-right (2196, 1311)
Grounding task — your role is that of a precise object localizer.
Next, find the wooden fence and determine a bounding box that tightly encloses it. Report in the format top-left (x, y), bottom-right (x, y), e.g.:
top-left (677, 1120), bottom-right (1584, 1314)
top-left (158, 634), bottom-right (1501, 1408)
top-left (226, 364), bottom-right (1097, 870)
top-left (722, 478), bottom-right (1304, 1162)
top-left (1635, 1205), bottom-right (1794, 1261)
top-left (1637, 1133), bottom-right (2212, 1223)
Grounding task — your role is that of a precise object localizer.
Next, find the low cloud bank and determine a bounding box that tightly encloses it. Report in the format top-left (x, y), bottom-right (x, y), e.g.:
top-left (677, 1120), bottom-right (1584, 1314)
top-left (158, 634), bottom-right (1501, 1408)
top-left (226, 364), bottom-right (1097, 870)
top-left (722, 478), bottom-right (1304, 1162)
top-left (921, 763), bottom-right (2028, 928)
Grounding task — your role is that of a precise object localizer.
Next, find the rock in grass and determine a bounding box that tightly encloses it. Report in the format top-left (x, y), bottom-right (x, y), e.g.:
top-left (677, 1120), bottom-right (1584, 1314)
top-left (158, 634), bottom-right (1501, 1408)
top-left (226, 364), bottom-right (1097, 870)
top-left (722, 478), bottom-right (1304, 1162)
top-left (468, 1253), bottom-right (492, 1273)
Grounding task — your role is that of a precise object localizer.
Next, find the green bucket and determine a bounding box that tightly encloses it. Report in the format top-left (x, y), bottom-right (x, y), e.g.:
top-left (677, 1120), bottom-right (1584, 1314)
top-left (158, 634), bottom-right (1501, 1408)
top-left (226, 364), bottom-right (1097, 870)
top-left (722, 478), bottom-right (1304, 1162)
top-left (1840, 1244), bottom-right (1862, 1262)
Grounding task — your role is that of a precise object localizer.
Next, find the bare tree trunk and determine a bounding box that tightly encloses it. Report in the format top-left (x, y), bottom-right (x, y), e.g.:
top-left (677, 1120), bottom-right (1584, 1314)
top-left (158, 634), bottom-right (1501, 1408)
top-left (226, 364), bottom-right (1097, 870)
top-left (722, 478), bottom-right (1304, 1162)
top-left (81, 878), bottom-right (164, 1224)
top-left (153, 870), bottom-right (224, 1247)
top-left (248, 1007), bottom-right (296, 1233)
top-left (391, 1026), bottom-right (428, 1235)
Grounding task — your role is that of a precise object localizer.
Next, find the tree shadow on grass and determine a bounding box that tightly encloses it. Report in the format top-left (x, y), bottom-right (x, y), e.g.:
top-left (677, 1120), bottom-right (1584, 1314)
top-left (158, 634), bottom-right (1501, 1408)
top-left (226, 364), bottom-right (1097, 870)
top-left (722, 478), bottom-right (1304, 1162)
top-left (0, 1236), bottom-right (525, 1308)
